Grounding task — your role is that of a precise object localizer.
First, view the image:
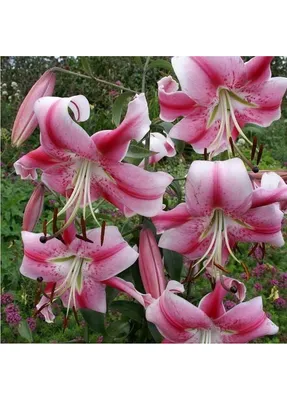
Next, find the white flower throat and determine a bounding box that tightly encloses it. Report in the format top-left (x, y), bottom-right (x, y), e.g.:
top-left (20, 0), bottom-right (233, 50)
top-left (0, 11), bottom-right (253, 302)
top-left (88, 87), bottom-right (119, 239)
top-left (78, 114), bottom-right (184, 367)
top-left (207, 89), bottom-right (256, 158)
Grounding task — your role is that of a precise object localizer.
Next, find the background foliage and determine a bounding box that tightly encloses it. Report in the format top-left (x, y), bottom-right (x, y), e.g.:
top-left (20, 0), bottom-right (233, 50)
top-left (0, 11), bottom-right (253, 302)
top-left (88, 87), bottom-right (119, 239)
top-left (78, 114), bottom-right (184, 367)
top-left (1, 56), bottom-right (287, 343)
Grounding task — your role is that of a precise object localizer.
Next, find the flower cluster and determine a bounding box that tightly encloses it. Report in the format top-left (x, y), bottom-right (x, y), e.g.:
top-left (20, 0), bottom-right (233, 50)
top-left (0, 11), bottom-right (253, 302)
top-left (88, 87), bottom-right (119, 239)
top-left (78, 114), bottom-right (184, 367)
top-left (11, 56), bottom-right (287, 343)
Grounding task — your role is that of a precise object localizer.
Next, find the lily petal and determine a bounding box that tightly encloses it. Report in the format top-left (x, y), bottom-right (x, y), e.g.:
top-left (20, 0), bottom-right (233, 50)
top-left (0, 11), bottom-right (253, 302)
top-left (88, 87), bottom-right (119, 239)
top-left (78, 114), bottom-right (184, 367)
top-left (76, 278), bottom-right (107, 313)
top-left (157, 76), bottom-right (196, 122)
top-left (172, 56), bottom-right (246, 106)
top-left (251, 172), bottom-right (287, 208)
top-left (69, 226), bottom-right (138, 281)
top-left (244, 56), bottom-right (273, 84)
top-left (152, 203), bottom-right (191, 234)
top-left (34, 95), bottom-right (97, 161)
top-left (216, 297), bottom-right (278, 343)
top-left (185, 159), bottom-right (253, 217)
top-left (95, 158), bottom-right (173, 217)
top-left (92, 93), bottom-right (150, 161)
top-left (20, 231), bottom-right (72, 281)
top-left (226, 204), bottom-right (284, 246)
top-left (14, 146), bottom-right (59, 180)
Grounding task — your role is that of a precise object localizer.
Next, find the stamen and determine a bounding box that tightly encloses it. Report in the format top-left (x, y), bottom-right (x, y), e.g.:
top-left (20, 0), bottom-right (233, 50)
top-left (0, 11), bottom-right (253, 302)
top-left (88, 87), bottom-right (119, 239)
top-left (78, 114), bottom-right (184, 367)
top-left (101, 221), bottom-right (106, 246)
top-left (73, 306), bottom-right (80, 326)
top-left (241, 262), bottom-right (250, 280)
top-left (42, 220), bottom-right (47, 236)
top-left (251, 136), bottom-right (257, 161)
top-left (229, 137), bottom-right (236, 157)
top-left (76, 217), bottom-right (94, 243)
top-left (213, 262), bottom-right (229, 274)
top-left (204, 148), bottom-right (208, 160)
top-left (256, 144), bottom-right (264, 166)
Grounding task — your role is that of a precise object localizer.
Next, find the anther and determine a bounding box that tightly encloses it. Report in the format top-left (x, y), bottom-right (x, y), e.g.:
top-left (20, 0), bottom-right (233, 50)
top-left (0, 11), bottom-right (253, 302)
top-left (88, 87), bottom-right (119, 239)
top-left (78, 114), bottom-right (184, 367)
top-left (75, 217), bottom-right (93, 243)
top-left (229, 137), bottom-right (236, 157)
top-left (214, 262), bottom-right (229, 274)
top-left (252, 166), bottom-right (259, 173)
top-left (241, 262), bottom-right (250, 280)
top-left (256, 144), bottom-right (264, 166)
top-left (204, 148), bottom-right (208, 160)
top-left (37, 276), bottom-right (43, 282)
top-left (43, 219), bottom-right (47, 236)
top-left (251, 136), bottom-right (257, 161)
top-left (40, 235), bottom-right (48, 243)
top-left (230, 285), bottom-right (238, 294)
top-left (101, 221), bottom-right (106, 246)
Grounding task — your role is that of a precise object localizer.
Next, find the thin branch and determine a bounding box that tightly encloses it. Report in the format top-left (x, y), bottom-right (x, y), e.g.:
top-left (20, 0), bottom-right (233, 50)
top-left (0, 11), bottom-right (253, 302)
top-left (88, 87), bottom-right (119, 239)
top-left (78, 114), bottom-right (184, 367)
top-left (51, 67), bottom-right (137, 94)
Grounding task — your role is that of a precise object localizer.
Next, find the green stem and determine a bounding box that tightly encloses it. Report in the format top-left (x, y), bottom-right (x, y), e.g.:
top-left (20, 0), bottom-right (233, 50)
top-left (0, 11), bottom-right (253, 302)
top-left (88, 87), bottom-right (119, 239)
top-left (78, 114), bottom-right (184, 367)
top-left (141, 56), bottom-right (151, 93)
top-left (122, 225), bottom-right (142, 237)
top-left (51, 67), bottom-right (137, 94)
top-left (173, 177), bottom-right (186, 181)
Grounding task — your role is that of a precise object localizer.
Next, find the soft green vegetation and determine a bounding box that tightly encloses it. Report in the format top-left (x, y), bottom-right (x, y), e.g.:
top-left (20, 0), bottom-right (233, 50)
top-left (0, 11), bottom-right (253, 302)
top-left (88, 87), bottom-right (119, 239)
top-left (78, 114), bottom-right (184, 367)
top-left (1, 56), bottom-right (287, 343)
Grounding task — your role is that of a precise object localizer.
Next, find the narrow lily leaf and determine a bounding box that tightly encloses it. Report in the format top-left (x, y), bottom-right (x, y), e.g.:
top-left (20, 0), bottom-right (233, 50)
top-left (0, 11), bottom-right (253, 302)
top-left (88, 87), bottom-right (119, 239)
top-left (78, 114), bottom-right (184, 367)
top-left (168, 181), bottom-right (182, 204)
top-left (110, 301), bottom-right (144, 323)
top-left (163, 249), bottom-right (183, 281)
top-left (173, 139), bottom-right (185, 154)
top-left (18, 320), bottom-right (33, 343)
top-left (147, 322), bottom-right (163, 343)
top-left (126, 141), bottom-right (157, 159)
top-left (106, 286), bottom-right (119, 305)
top-left (142, 218), bottom-right (157, 236)
top-left (159, 122), bottom-right (174, 133)
top-left (150, 59), bottom-right (173, 73)
top-left (81, 57), bottom-right (93, 76)
top-left (112, 92), bottom-right (132, 127)
top-left (80, 309), bottom-right (106, 334)
top-left (106, 319), bottom-right (131, 338)
top-left (131, 261), bottom-right (145, 293)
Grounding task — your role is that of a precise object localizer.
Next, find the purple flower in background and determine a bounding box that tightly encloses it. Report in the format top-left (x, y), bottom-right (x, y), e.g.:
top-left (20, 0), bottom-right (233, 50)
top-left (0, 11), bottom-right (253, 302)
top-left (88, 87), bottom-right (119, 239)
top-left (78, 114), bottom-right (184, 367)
top-left (97, 336), bottom-right (104, 343)
top-left (6, 311), bottom-right (22, 326)
top-left (269, 279), bottom-right (279, 287)
top-left (109, 90), bottom-right (118, 97)
top-left (1, 293), bottom-right (14, 305)
top-left (5, 303), bottom-right (19, 314)
top-left (252, 264), bottom-right (266, 278)
top-left (26, 317), bottom-right (37, 331)
top-left (254, 283), bottom-right (263, 292)
top-left (274, 298), bottom-right (286, 310)
top-left (115, 80), bottom-right (122, 86)
top-left (240, 273), bottom-right (248, 280)
top-left (279, 273), bottom-right (287, 289)
top-left (224, 300), bottom-right (236, 310)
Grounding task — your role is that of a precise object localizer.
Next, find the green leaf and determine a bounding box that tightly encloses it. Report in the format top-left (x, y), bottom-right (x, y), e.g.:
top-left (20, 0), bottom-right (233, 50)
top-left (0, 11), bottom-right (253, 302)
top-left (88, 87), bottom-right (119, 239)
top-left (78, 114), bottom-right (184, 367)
top-left (168, 180), bottom-right (182, 204)
top-left (110, 301), bottom-right (144, 323)
top-left (126, 141), bottom-right (156, 159)
top-left (112, 92), bottom-right (132, 127)
top-left (18, 320), bottom-right (33, 343)
top-left (173, 139), bottom-right (185, 154)
top-left (81, 57), bottom-right (93, 76)
top-left (147, 322), bottom-right (163, 343)
top-left (163, 249), bottom-right (183, 281)
top-left (80, 309), bottom-right (106, 334)
top-left (106, 320), bottom-right (130, 338)
top-left (159, 122), bottom-right (174, 134)
top-left (150, 59), bottom-right (173, 73)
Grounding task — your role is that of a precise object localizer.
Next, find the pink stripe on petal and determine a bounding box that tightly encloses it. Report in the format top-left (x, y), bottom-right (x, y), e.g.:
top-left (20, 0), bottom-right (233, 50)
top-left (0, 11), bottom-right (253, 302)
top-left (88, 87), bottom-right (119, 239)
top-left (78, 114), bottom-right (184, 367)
top-left (152, 203), bottom-right (191, 234)
top-left (92, 93), bottom-right (151, 161)
top-left (157, 76), bottom-right (196, 122)
top-left (244, 56), bottom-right (273, 84)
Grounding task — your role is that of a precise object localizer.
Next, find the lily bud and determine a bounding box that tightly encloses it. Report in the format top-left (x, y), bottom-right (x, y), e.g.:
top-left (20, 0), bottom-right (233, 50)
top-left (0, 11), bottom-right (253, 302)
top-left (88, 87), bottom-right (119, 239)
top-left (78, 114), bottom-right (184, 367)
top-left (23, 183), bottom-right (45, 231)
top-left (138, 228), bottom-right (166, 299)
top-left (12, 69), bottom-right (56, 146)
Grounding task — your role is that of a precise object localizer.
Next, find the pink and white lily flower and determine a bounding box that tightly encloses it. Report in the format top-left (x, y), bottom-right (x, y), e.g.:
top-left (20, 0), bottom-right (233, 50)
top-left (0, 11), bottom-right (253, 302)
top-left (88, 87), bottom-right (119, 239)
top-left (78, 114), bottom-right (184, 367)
top-left (14, 94), bottom-right (173, 232)
top-left (252, 171), bottom-right (287, 212)
top-left (20, 225), bottom-right (138, 317)
top-left (152, 158), bottom-right (285, 275)
top-left (146, 280), bottom-right (278, 343)
top-left (140, 132), bottom-right (176, 166)
top-left (158, 57), bottom-right (287, 156)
